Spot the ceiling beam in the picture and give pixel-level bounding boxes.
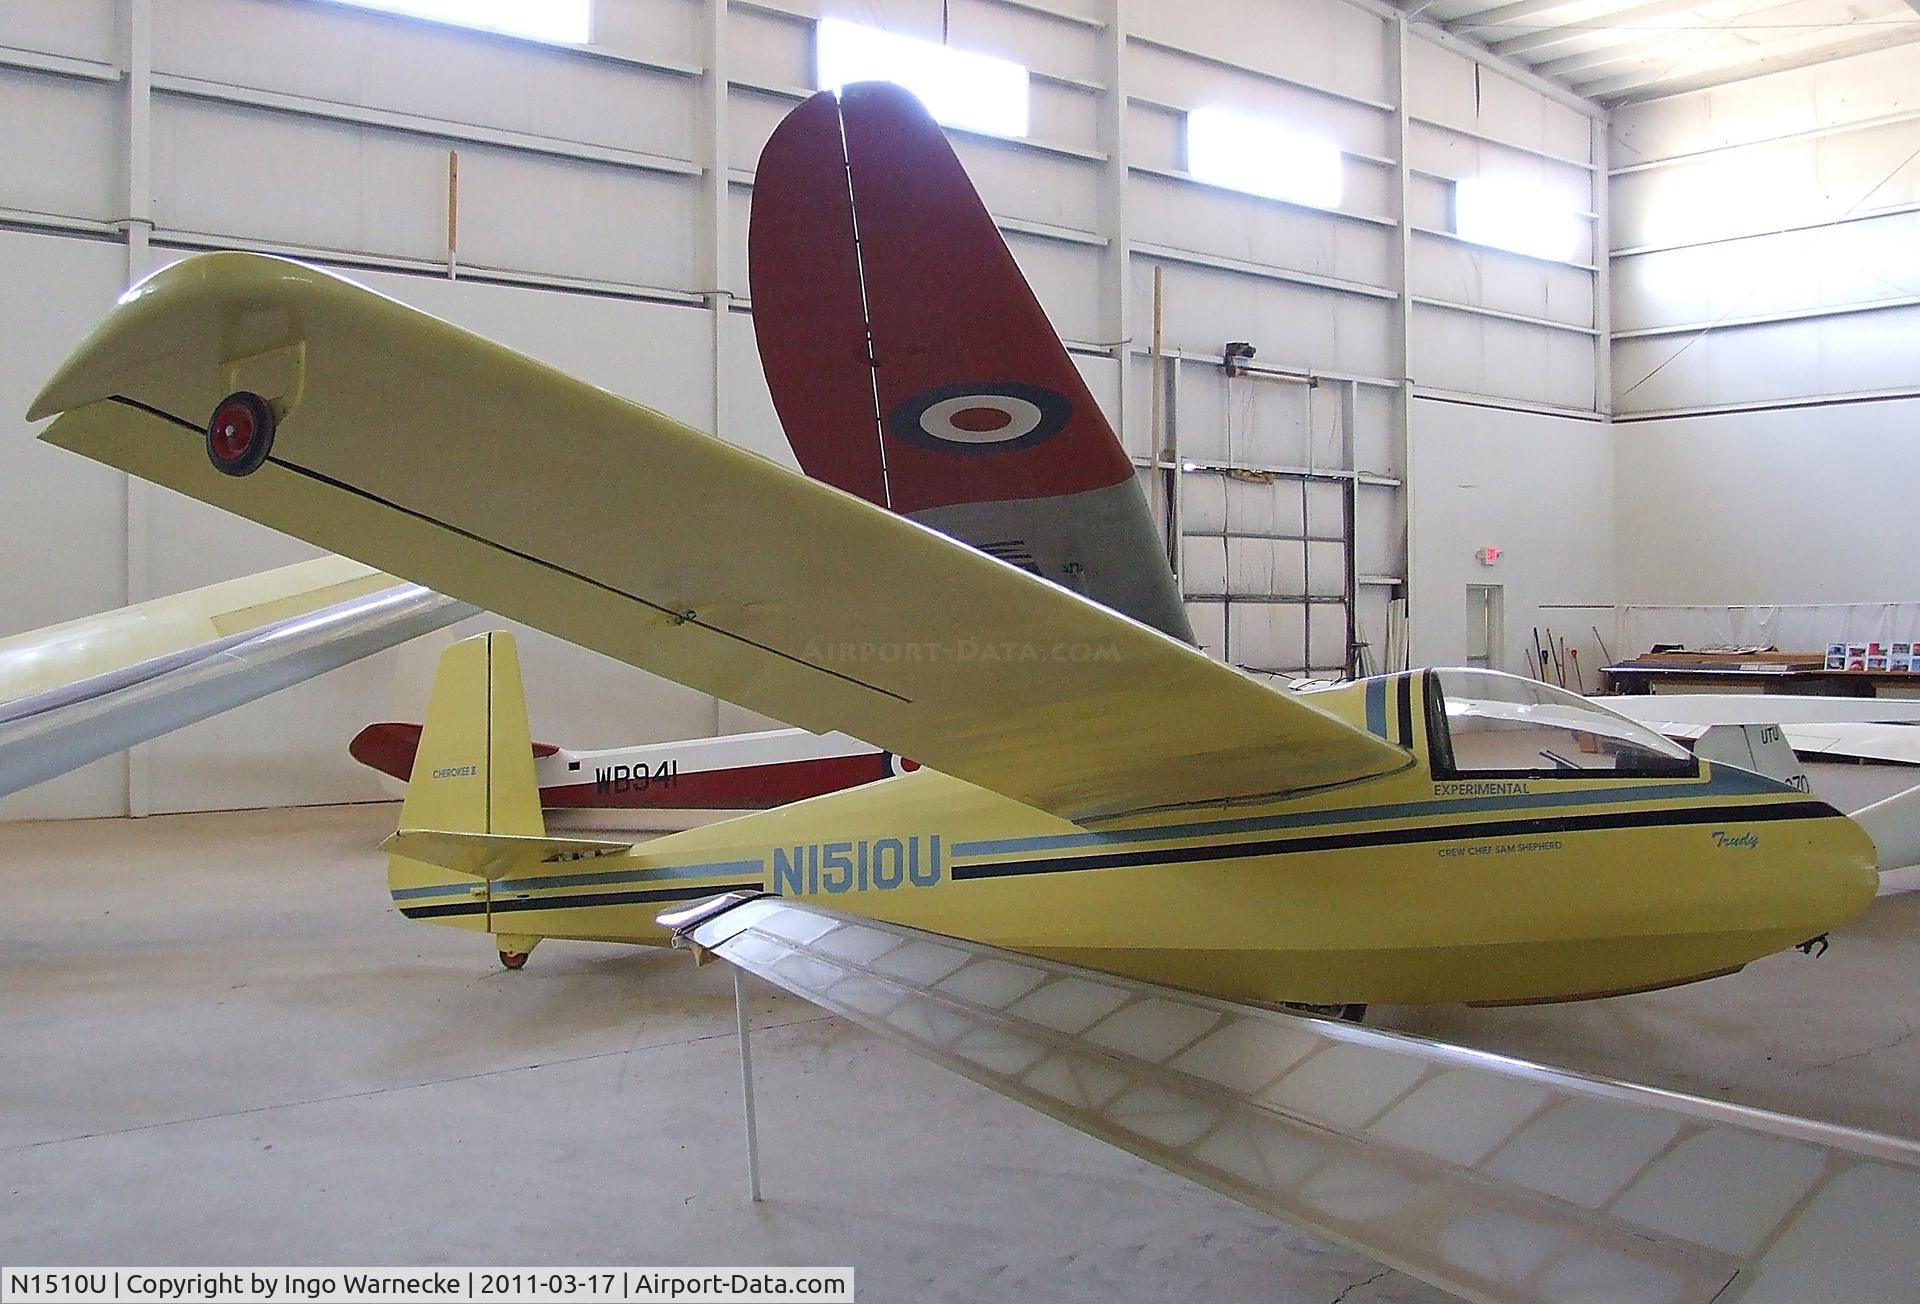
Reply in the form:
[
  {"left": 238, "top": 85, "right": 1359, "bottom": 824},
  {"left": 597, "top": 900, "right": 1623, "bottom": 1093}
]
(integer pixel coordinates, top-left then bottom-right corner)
[
  {"left": 1535, "top": 26, "right": 1721, "bottom": 79},
  {"left": 1491, "top": 0, "right": 1705, "bottom": 59},
  {"left": 1442, "top": 0, "right": 1587, "bottom": 39},
  {"left": 1579, "top": 21, "right": 1920, "bottom": 101}
]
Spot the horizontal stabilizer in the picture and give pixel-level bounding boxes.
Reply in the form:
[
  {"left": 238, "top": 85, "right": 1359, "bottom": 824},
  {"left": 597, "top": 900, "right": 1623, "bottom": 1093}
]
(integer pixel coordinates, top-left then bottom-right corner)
[
  {"left": 1853, "top": 782, "right": 1920, "bottom": 874},
  {"left": 381, "top": 828, "right": 631, "bottom": 880}
]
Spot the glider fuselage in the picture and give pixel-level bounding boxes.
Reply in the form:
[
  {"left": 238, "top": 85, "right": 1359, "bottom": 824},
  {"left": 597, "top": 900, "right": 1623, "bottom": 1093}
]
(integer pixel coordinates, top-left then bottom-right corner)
[{"left": 402, "top": 670, "right": 1875, "bottom": 1006}]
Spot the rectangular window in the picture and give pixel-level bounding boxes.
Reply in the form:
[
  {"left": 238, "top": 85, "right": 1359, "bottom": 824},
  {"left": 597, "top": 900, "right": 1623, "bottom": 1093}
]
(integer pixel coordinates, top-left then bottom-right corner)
[
  {"left": 323, "top": 0, "right": 590, "bottom": 45},
  {"left": 1186, "top": 107, "right": 1343, "bottom": 211},
  {"left": 815, "top": 18, "right": 1029, "bottom": 139},
  {"left": 1454, "top": 177, "right": 1585, "bottom": 262}
]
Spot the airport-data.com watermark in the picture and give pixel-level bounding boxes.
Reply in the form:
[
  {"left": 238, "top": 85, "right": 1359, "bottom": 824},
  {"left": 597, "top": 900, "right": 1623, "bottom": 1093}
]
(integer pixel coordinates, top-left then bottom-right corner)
[{"left": 800, "top": 639, "right": 1121, "bottom": 666}]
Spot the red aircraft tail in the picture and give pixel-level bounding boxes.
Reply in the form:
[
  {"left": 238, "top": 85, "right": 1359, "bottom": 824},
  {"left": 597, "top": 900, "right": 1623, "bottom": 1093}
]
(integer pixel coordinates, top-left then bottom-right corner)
[{"left": 749, "top": 83, "right": 1192, "bottom": 643}]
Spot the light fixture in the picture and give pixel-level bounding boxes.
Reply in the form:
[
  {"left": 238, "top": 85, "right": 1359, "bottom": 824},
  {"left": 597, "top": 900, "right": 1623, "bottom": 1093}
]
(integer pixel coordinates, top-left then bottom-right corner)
[
  {"left": 1186, "top": 107, "right": 1343, "bottom": 210},
  {"left": 1454, "top": 177, "right": 1585, "bottom": 262},
  {"left": 326, "top": 0, "right": 589, "bottom": 43},
  {"left": 816, "top": 19, "right": 1030, "bottom": 139}
]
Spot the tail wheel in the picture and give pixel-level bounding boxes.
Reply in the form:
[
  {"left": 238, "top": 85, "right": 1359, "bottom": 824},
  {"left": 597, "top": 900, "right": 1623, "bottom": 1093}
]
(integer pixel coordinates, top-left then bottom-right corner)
[
  {"left": 205, "top": 391, "right": 277, "bottom": 477},
  {"left": 498, "top": 950, "right": 530, "bottom": 971}
]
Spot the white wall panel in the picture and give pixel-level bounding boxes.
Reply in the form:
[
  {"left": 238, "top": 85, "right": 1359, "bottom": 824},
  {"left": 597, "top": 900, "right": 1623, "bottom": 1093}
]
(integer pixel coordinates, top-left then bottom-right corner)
[
  {"left": 725, "top": 309, "right": 800, "bottom": 468},
  {"left": 951, "top": 137, "right": 1101, "bottom": 231},
  {"left": 151, "top": 97, "right": 702, "bottom": 289},
  {"left": 0, "top": 230, "right": 134, "bottom": 822},
  {"left": 1406, "top": 40, "right": 1591, "bottom": 164},
  {"left": 1616, "top": 396, "right": 1920, "bottom": 607},
  {"left": 950, "top": 0, "right": 1099, "bottom": 85},
  {"left": 1407, "top": 398, "right": 1612, "bottom": 673},
  {"left": 1612, "top": 117, "right": 1920, "bottom": 254},
  {"left": 150, "top": 98, "right": 455, "bottom": 260},
  {"left": 588, "top": 0, "right": 703, "bottom": 66},
  {"left": 1609, "top": 41, "right": 1920, "bottom": 417},
  {"left": 727, "top": 5, "right": 809, "bottom": 90},
  {"left": 1411, "top": 233, "right": 1595, "bottom": 327},
  {"left": 1352, "top": 385, "right": 1398, "bottom": 477},
  {"left": 1611, "top": 40, "right": 1920, "bottom": 165},
  {"left": 1413, "top": 306, "right": 1595, "bottom": 411},
  {"left": 1122, "top": 42, "right": 1394, "bottom": 159},
  {"left": 1613, "top": 303, "right": 1920, "bottom": 415},
  {"left": 0, "top": 70, "right": 121, "bottom": 223},
  {"left": 728, "top": 86, "right": 791, "bottom": 171},
  {"left": 1127, "top": 172, "right": 1393, "bottom": 283},
  {"left": 1006, "top": 233, "right": 1103, "bottom": 343},
  {"left": 156, "top": 0, "right": 701, "bottom": 160},
  {"left": 1613, "top": 210, "right": 1920, "bottom": 334},
  {"left": 0, "top": 0, "right": 116, "bottom": 62},
  {"left": 453, "top": 148, "right": 700, "bottom": 289},
  {"left": 1138, "top": 261, "right": 1394, "bottom": 379},
  {"left": 1129, "top": 0, "right": 1391, "bottom": 107}
]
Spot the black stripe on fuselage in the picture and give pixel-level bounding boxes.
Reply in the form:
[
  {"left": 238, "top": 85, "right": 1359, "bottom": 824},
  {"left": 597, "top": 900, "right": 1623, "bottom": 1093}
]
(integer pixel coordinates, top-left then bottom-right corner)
[
  {"left": 397, "top": 880, "right": 760, "bottom": 920},
  {"left": 951, "top": 800, "right": 1836, "bottom": 882},
  {"left": 1396, "top": 673, "right": 1414, "bottom": 747}
]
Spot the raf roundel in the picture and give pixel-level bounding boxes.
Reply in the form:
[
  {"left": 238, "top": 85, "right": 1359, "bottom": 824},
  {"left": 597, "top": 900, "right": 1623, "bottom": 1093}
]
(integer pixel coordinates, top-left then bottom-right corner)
[{"left": 888, "top": 381, "right": 1072, "bottom": 455}]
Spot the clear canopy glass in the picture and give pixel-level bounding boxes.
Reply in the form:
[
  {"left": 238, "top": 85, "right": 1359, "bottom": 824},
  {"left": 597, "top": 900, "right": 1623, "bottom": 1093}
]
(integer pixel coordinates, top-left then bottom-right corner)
[{"left": 1430, "top": 669, "right": 1695, "bottom": 778}]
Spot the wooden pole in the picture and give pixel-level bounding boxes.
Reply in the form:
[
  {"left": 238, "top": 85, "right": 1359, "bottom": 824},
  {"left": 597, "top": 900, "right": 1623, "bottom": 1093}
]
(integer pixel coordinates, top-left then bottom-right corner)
[
  {"left": 446, "top": 149, "right": 460, "bottom": 280},
  {"left": 1149, "top": 264, "right": 1167, "bottom": 567}
]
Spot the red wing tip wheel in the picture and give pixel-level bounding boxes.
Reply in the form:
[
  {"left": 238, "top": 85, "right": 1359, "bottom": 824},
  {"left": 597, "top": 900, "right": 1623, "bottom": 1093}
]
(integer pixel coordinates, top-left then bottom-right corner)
[
  {"left": 205, "top": 391, "right": 276, "bottom": 477},
  {"left": 498, "top": 950, "right": 530, "bottom": 971}
]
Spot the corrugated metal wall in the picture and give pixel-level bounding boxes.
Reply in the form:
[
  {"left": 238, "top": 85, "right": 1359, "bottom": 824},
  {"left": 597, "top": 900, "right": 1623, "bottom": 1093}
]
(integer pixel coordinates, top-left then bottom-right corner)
[
  {"left": 1610, "top": 40, "right": 1920, "bottom": 610},
  {"left": 0, "top": 0, "right": 1606, "bottom": 818}
]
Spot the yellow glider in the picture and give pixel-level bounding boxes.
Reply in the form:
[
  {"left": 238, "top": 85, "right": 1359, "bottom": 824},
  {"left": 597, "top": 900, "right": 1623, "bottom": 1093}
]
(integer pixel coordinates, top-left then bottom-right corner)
[{"left": 32, "top": 251, "right": 1920, "bottom": 1302}]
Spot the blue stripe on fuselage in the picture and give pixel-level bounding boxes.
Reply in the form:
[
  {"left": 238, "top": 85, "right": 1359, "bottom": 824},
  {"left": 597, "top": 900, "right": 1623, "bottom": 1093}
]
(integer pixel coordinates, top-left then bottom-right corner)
[
  {"left": 388, "top": 858, "right": 766, "bottom": 903},
  {"left": 952, "top": 765, "right": 1790, "bottom": 860}
]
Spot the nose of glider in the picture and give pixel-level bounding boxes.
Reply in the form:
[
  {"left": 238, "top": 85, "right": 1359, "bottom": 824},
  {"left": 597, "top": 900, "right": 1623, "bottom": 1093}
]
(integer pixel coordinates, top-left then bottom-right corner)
[{"left": 1793, "top": 810, "right": 1879, "bottom": 934}]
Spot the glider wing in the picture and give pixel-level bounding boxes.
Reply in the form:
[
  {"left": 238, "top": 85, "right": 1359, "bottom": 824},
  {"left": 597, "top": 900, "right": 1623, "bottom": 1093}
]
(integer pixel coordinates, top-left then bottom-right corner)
[
  {"left": 667, "top": 892, "right": 1920, "bottom": 1304},
  {"left": 32, "top": 253, "right": 1407, "bottom": 821}
]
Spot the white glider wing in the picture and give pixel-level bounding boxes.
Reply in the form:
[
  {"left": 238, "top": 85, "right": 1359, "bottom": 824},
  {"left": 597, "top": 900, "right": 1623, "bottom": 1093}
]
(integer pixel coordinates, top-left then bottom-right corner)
[
  {"left": 666, "top": 894, "right": 1920, "bottom": 1304},
  {"left": 0, "top": 557, "right": 473, "bottom": 799}
]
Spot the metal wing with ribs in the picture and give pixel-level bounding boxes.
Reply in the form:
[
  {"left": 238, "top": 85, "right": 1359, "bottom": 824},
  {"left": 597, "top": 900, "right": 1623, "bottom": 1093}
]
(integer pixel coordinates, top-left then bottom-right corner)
[{"left": 665, "top": 893, "right": 1920, "bottom": 1304}]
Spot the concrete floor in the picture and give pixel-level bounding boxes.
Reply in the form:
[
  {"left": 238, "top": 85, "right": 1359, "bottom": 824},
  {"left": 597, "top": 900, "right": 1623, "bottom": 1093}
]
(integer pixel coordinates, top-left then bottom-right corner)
[{"left": 3, "top": 804, "right": 1917, "bottom": 1302}]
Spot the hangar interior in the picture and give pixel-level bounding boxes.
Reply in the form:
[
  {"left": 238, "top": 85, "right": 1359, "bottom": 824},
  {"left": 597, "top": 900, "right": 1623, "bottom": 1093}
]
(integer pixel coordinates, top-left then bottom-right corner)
[{"left": 4, "top": 0, "right": 1920, "bottom": 1297}]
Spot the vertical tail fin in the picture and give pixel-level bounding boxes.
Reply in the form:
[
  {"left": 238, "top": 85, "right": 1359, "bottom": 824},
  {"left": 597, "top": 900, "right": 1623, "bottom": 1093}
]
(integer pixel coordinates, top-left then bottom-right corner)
[{"left": 388, "top": 630, "right": 544, "bottom": 930}]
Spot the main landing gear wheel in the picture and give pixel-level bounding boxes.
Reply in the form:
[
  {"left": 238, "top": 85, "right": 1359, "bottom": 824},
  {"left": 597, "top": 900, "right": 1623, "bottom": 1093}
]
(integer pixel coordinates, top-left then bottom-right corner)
[
  {"left": 498, "top": 950, "right": 530, "bottom": 970},
  {"left": 205, "top": 391, "right": 277, "bottom": 477}
]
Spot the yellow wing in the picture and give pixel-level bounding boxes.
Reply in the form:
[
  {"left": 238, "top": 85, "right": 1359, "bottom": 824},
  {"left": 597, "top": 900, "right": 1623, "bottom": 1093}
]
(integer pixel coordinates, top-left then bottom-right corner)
[{"left": 31, "top": 253, "right": 1409, "bottom": 821}]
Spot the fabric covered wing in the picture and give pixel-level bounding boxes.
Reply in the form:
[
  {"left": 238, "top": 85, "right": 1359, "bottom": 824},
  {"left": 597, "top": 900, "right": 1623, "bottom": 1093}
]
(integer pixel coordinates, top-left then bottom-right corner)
[
  {"left": 750, "top": 85, "right": 1193, "bottom": 644},
  {"left": 669, "top": 894, "right": 1920, "bottom": 1304},
  {"left": 31, "top": 253, "right": 1406, "bottom": 822},
  {"left": 0, "top": 555, "right": 472, "bottom": 799}
]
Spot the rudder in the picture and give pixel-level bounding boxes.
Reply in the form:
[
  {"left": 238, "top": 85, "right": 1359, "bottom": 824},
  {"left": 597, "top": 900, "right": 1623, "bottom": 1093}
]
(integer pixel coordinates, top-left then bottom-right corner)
[{"left": 387, "top": 630, "right": 545, "bottom": 931}]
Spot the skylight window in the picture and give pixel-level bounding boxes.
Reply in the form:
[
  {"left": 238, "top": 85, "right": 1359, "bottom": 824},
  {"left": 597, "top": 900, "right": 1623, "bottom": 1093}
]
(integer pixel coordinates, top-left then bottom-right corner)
[
  {"left": 324, "top": 0, "right": 590, "bottom": 45},
  {"left": 1454, "top": 177, "right": 1585, "bottom": 262},
  {"left": 816, "top": 18, "right": 1030, "bottom": 139},
  {"left": 1186, "top": 107, "right": 1344, "bottom": 211}
]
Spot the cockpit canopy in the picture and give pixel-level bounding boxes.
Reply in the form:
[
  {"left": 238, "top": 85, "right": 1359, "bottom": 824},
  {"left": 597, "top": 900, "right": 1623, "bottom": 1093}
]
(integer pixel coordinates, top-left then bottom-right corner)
[{"left": 1428, "top": 669, "right": 1695, "bottom": 779}]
